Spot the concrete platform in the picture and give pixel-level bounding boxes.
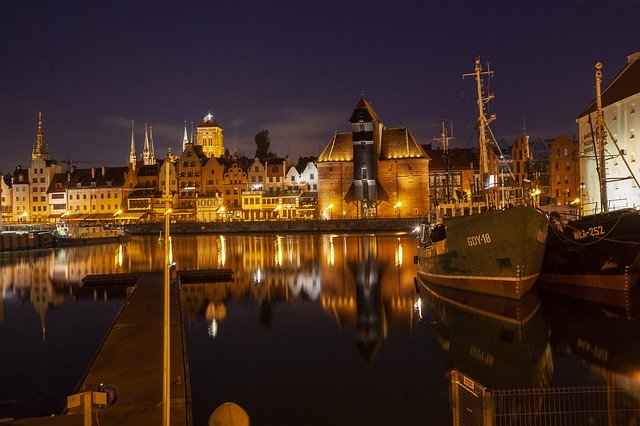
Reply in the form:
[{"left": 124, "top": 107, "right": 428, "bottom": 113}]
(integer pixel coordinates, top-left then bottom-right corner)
[{"left": 8, "top": 272, "right": 191, "bottom": 425}]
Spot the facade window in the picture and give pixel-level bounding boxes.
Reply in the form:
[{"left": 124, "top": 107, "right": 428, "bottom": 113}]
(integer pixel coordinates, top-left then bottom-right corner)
[
  {"left": 555, "top": 162, "right": 559, "bottom": 171},
  {"left": 565, "top": 162, "right": 571, "bottom": 171},
  {"left": 556, "top": 148, "right": 560, "bottom": 157}
]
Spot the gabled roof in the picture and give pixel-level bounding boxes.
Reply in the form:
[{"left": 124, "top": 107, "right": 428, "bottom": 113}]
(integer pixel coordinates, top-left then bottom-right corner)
[
  {"left": 318, "top": 132, "right": 353, "bottom": 162},
  {"left": 2, "top": 174, "right": 12, "bottom": 188},
  {"left": 198, "top": 113, "right": 221, "bottom": 128},
  {"left": 12, "top": 166, "right": 29, "bottom": 183},
  {"left": 137, "top": 164, "right": 159, "bottom": 177},
  {"left": 68, "top": 167, "right": 128, "bottom": 188},
  {"left": 379, "top": 128, "right": 429, "bottom": 160},
  {"left": 296, "top": 156, "right": 317, "bottom": 172},
  {"left": 579, "top": 54, "right": 640, "bottom": 117},
  {"left": 47, "top": 172, "right": 69, "bottom": 194},
  {"left": 349, "top": 97, "right": 380, "bottom": 123}
]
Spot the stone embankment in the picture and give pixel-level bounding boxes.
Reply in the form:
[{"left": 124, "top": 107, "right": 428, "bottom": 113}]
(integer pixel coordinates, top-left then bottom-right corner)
[{"left": 125, "top": 217, "right": 421, "bottom": 235}]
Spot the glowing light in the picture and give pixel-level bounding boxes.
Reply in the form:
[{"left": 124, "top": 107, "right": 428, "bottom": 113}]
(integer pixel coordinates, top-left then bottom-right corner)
[
  {"left": 113, "top": 209, "right": 123, "bottom": 217},
  {"left": 208, "top": 319, "right": 218, "bottom": 338},
  {"left": 217, "top": 235, "right": 226, "bottom": 267},
  {"left": 414, "top": 297, "right": 423, "bottom": 320},
  {"left": 275, "top": 235, "right": 283, "bottom": 267},
  {"left": 164, "top": 208, "right": 173, "bottom": 215},
  {"left": 253, "top": 268, "right": 262, "bottom": 284}
]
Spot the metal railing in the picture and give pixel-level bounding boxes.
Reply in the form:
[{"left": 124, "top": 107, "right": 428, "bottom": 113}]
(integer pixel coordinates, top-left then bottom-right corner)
[{"left": 451, "top": 371, "right": 640, "bottom": 426}]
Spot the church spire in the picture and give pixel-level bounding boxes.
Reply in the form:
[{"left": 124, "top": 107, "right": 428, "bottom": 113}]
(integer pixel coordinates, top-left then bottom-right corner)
[
  {"left": 129, "top": 120, "right": 137, "bottom": 169},
  {"left": 32, "top": 111, "right": 50, "bottom": 160},
  {"left": 149, "top": 124, "right": 156, "bottom": 163},
  {"left": 182, "top": 121, "right": 189, "bottom": 151},
  {"left": 142, "top": 122, "right": 153, "bottom": 165}
]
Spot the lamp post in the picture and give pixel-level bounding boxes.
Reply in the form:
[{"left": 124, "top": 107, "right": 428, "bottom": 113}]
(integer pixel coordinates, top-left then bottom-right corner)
[{"left": 162, "top": 155, "right": 172, "bottom": 426}]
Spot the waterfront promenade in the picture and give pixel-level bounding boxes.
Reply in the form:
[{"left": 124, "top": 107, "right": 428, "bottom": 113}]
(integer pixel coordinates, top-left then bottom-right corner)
[{"left": 7, "top": 272, "right": 191, "bottom": 425}]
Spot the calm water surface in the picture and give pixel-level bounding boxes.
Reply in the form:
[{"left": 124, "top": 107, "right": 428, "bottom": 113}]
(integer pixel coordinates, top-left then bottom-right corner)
[{"left": 0, "top": 233, "right": 639, "bottom": 424}]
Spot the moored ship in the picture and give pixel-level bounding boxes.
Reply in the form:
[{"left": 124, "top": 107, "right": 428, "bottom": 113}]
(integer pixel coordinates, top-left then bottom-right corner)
[
  {"left": 540, "top": 61, "right": 640, "bottom": 292},
  {"left": 54, "top": 222, "right": 130, "bottom": 247},
  {"left": 415, "top": 58, "right": 548, "bottom": 300}
]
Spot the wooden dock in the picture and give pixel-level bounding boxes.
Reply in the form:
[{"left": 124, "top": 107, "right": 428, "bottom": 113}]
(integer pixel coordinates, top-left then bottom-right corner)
[{"left": 8, "top": 272, "right": 191, "bottom": 425}]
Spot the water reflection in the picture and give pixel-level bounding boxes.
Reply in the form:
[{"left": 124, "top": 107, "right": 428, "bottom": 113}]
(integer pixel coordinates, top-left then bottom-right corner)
[
  {"left": 418, "top": 278, "right": 553, "bottom": 389},
  {"left": 180, "top": 234, "right": 419, "bottom": 359},
  {"left": 541, "top": 287, "right": 640, "bottom": 392}
]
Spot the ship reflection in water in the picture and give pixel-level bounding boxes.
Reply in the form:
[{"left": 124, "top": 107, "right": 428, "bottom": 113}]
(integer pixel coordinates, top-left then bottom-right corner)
[
  {"left": 417, "top": 278, "right": 553, "bottom": 389},
  {"left": 2, "top": 235, "right": 640, "bottom": 424}
]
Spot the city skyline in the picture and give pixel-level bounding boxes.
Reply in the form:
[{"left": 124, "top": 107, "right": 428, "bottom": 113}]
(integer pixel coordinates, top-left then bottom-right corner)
[{"left": 2, "top": 0, "right": 640, "bottom": 172}]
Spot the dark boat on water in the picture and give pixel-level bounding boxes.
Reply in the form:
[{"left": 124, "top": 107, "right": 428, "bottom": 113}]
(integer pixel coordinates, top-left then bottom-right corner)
[
  {"left": 541, "top": 208, "right": 640, "bottom": 291},
  {"left": 415, "top": 58, "right": 548, "bottom": 300},
  {"left": 540, "top": 62, "right": 640, "bottom": 292}
]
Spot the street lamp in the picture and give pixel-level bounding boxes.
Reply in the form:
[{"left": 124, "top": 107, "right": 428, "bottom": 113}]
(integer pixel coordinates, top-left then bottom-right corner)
[
  {"left": 394, "top": 201, "right": 402, "bottom": 218},
  {"left": 326, "top": 203, "right": 334, "bottom": 220}
]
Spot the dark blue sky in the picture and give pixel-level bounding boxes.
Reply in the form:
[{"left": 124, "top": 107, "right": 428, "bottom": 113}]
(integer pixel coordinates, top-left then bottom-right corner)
[{"left": 2, "top": 0, "right": 639, "bottom": 172}]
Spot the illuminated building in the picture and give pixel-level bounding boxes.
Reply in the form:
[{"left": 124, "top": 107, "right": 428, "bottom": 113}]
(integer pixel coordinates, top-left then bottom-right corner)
[
  {"left": 318, "top": 98, "right": 430, "bottom": 219},
  {"left": 48, "top": 172, "right": 70, "bottom": 220},
  {"left": 197, "top": 113, "right": 224, "bottom": 158},
  {"left": 222, "top": 161, "right": 249, "bottom": 221},
  {"left": 549, "top": 135, "right": 580, "bottom": 205},
  {"left": 578, "top": 52, "right": 640, "bottom": 211},
  {"left": 11, "top": 166, "right": 29, "bottom": 222},
  {"left": 29, "top": 112, "right": 63, "bottom": 223},
  {"left": 65, "top": 167, "right": 129, "bottom": 220},
  {"left": 1, "top": 174, "right": 12, "bottom": 223}
]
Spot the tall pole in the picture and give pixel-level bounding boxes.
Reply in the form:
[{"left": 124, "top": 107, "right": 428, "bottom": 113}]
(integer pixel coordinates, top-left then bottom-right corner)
[
  {"left": 163, "top": 155, "right": 171, "bottom": 426},
  {"left": 464, "top": 58, "right": 495, "bottom": 204},
  {"left": 595, "top": 62, "right": 608, "bottom": 213}
]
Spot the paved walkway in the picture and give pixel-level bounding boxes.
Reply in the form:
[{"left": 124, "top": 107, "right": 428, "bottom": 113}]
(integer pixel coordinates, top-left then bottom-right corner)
[{"left": 9, "top": 272, "right": 190, "bottom": 425}]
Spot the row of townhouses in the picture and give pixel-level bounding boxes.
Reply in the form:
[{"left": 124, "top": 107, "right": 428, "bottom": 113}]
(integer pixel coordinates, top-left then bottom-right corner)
[{"left": 2, "top": 53, "right": 639, "bottom": 224}]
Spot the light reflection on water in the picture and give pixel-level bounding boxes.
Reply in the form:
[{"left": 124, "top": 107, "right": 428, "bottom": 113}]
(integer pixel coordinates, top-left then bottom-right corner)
[{"left": 0, "top": 233, "right": 639, "bottom": 424}]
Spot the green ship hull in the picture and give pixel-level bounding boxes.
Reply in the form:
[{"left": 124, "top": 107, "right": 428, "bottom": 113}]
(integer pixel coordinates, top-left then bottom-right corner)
[{"left": 416, "top": 206, "right": 548, "bottom": 299}]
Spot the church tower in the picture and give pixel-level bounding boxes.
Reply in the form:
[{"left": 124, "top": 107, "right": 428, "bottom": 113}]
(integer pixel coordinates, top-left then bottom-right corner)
[
  {"left": 129, "top": 120, "right": 137, "bottom": 169},
  {"left": 197, "top": 113, "right": 224, "bottom": 157},
  {"left": 142, "top": 123, "right": 156, "bottom": 165},
  {"left": 32, "top": 112, "right": 51, "bottom": 161}
]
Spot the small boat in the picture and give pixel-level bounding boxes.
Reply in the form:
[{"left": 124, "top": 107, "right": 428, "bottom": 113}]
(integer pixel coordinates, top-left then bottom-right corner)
[
  {"left": 540, "top": 62, "right": 640, "bottom": 292},
  {"left": 54, "top": 222, "right": 130, "bottom": 247},
  {"left": 414, "top": 58, "right": 548, "bottom": 300}
]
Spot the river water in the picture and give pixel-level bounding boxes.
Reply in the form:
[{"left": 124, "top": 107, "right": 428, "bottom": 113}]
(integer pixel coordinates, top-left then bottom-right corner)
[{"left": 0, "top": 233, "right": 639, "bottom": 424}]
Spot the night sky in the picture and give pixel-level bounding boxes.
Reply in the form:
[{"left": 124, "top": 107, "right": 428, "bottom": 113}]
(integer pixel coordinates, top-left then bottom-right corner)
[{"left": 2, "top": 0, "right": 639, "bottom": 173}]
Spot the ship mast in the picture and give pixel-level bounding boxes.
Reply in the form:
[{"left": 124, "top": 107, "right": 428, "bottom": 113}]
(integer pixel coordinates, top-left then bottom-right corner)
[
  {"left": 434, "top": 119, "right": 454, "bottom": 202},
  {"left": 464, "top": 58, "right": 496, "bottom": 197},
  {"left": 595, "top": 62, "right": 608, "bottom": 213}
]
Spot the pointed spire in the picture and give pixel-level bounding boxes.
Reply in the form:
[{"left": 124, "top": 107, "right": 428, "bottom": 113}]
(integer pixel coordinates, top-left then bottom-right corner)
[
  {"left": 32, "top": 111, "right": 50, "bottom": 160},
  {"left": 183, "top": 121, "right": 189, "bottom": 151},
  {"left": 149, "top": 124, "right": 156, "bottom": 163},
  {"left": 129, "top": 120, "right": 137, "bottom": 169},
  {"left": 142, "top": 122, "right": 151, "bottom": 165}
]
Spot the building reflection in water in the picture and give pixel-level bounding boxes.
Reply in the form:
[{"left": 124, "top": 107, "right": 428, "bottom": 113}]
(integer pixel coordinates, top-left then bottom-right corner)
[{"left": 179, "top": 234, "right": 419, "bottom": 356}]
